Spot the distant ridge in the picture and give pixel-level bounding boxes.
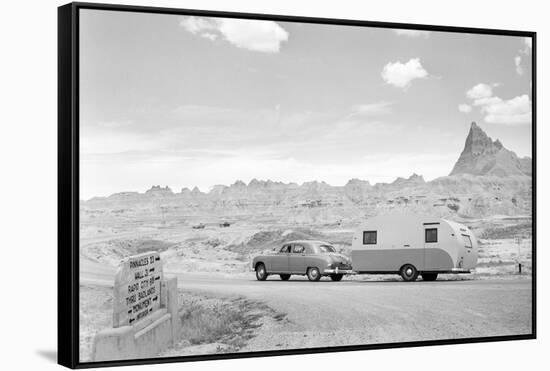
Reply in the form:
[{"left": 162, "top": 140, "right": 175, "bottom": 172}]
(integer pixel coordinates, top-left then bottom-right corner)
[
  {"left": 82, "top": 121, "right": 532, "bottom": 220},
  {"left": 449, "top": 122, "right": 531, "bottom": 177}
]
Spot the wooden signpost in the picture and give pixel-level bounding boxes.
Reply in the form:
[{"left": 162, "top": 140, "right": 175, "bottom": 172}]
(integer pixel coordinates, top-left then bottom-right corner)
[{"left": 113, "top": 251, "right": 163, "bottom": 328}]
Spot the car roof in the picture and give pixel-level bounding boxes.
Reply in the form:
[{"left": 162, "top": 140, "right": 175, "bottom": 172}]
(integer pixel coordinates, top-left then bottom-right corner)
[{"left": 284, "top": 240, "right": 332, "bottom": 246}]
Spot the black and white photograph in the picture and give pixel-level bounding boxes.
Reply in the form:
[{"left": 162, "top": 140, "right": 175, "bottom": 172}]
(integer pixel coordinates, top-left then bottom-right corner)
[
  {"left": 5, "top": 0, "right": 550, "bottom": 370},
  {"left": 73, "top": 3, "right": 537, "bottom": 364},
  {"left": 51, "top": 1, "right": 539, "bottom": 369}
]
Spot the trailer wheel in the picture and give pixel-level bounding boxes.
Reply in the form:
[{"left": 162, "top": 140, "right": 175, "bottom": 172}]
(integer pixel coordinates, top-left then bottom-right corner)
[
  {"left": 330, "top": 274, "right": 344, "bottom": 281},
  {"left": 307, "top": 267, "right": 321, "bottom": 281},
  {"left": 421, "top": 273, "right": 438, "bottom": 281},
  {"left": 400, "top": 264, "right": 419, "bottom": 282},
  {"left": 279, "top": 274, "right": 291, "bottom": 281},
  {"left": 255, "top": 263, "right": 268, "bottom": 281}
]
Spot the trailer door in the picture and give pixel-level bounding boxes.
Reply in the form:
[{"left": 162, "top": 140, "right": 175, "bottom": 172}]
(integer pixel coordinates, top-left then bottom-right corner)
[{"left": 423, "top": 224, "right": 441, "bottom": 270}]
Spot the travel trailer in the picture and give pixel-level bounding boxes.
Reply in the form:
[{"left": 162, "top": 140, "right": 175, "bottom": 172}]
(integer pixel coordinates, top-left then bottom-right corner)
[{"left": 351, "top": 214, "right": 478, "bottom": 281}]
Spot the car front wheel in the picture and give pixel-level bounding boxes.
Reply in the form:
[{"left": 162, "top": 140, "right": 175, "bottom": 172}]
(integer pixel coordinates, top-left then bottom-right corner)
[
  {"left": 255, "top": 263, "right": 268, "bottom": 281},
  {"left": 307, "top": 267, "right": 321, "bottom": 281}
]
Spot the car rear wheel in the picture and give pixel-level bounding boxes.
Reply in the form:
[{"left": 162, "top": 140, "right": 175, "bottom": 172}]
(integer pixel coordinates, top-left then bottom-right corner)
[
  {"left": 400, "top": 264, "right": 418, "bottom": 282},
  {"left": 280, "top": 274, "right": 291, "bottom": 281},
  {"left": 330, "top": 274, "right": 343, "bottom": 281},
  {"left": 421, "top": 273, "right": 438, "bottom": 281},
  {"left": 255, "top": 263, "right": 268, "bottom": 281},
  {"left": 307, "top": 267, "right": 321, "bottom": 281}
]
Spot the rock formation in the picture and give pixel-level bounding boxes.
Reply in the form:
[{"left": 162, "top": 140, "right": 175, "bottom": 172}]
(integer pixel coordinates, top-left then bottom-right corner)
[
  {"left": 449, "top": 122, "right": 532, "bottom": 177},
  {"left": 82, "top": 122, "right": 532, "bottom": 221}
]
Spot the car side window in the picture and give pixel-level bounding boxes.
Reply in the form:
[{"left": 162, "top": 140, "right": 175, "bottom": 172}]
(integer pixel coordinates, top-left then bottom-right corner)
[
  {"left": 363, "top": 231, "right": 377, "bottom": 245},
  {"left": 425, "top": 228, "right": 438, "bottom": 243},
  {"left": 280, "top": 245, "right": 291, "bottom": 253},
  {"left": 293, "top": 244, "right": 305, "bottom": 254}
]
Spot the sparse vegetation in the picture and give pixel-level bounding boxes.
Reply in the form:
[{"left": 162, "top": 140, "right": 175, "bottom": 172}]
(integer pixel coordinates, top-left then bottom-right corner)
[
  {"left": 134, "top": 239, "right": 174, "bottom": 253},
  {"left": 480, "top": 222, "right": 532, "bottom": 239},
  {"left": 178, "top": 296, "right": 264, "bottom": 349},
  {"left": 79, "top": 285, "right": 114, "bottom": 362},
  {"left": 79, "top": 285, "right": 282, "bottom": 361},
  {"left": 84, "top": 238, "right": 175, "bottom": 265},
  {"left": 447, "top": 203, "right": 460, "bottom": 212},
  {"left": 225, "top": 228, "right": 325, "bottom": 254},
  {"left": 204, "top": 238, "right": 224, "bottom": 248}
]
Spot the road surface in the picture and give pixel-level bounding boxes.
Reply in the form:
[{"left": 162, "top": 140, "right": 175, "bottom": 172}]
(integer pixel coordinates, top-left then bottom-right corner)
[{"left": 81, "top": 258, "right": 533, "bottom": 350}]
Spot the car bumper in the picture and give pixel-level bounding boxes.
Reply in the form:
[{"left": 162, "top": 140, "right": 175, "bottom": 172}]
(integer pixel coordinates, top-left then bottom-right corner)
[
  {"left": 450, "top": 268, "right": 471, "bottom": 273},
  {"left": 323, "top": 268, "right": 355, "bottom": 275}
]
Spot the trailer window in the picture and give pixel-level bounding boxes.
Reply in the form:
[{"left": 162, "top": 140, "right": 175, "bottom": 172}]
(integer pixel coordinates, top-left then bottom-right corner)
[
  {"left": 462, "top": 234, "right": 473, "bottom": 248},
  {"left": 425, "top": 228, "right": 438, "bottom": 243},
  {"left": 363, "top": 231, "right": 377, "bottom": 245}
]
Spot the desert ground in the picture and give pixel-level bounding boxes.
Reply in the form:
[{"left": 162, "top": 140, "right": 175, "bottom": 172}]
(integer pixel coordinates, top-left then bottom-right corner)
[{"left": 78, "top": 211, "right": 533, "bottom": 361}]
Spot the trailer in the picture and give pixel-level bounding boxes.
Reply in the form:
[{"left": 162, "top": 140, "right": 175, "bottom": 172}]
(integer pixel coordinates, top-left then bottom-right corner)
[{"left": 351, "top": 214, "right": 478, "bottom": 281}]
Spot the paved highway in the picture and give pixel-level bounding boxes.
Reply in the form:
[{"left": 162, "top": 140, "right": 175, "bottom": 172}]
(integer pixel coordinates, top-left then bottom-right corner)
[{"left": 81, "top": 258, "right": 533, "bottom": 350}]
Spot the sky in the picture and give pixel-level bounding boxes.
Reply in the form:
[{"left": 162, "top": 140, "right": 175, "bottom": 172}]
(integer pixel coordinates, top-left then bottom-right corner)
[{"left": 79, "top": 9, "right": 533, "bottom": 200}]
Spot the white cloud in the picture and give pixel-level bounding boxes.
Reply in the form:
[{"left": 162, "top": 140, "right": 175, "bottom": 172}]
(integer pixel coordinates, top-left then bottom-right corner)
[
  {"left": 349, "top": 102, "right": 393, "bottom": 116},
  {"left": 218, "top": 19, "right": 289, "bottom": 53},
  {"left": 179, "top": 16, "right": 216, "bottom": 34},
  {"left": 515, "top": 55, "right": 523, "bottom": 75},
  {"left": 201, "top": 32, "right": 218, "bottom": 41},
  {"left": 482, "top": 95, "right": 532, "bottom": 125},
  {"left": 466, "top": 83, "right": 493, "bottom": 100},
  {"left": 472, "top": 96, "right": 502, "bottom": 107},
  {"left": 381, "top": 58, "right": 428, "bottom": 89},
  {"left": 524, "top": 37, "right": 532, "bottom": 50},
  {"left": 518, "top": 37, "right": 532, "bottom": 55},
  {"left": 81, "top": 127, "right": 164, "bottom": 155},
  {"left": 463, "top": 83, "right": 531, "bottom": 125},
  {"left": 458, "top": 104, "right": 472, "bottom": 113},
  {"left": 179, "top": 16, "right": 289, "bottom": 53},
  {"left": 393, "top": 29, "right": 430, "bottom": 38}
]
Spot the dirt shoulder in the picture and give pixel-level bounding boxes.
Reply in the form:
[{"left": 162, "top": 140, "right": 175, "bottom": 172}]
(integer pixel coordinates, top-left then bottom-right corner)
[
  {"left": 160, "top": 291, "right": 287, "bottom": 356},
  {"left": 79, "top": 284, "right": 287, "bottom": 361},
  {"left": 79, "top": 285, "right": 113, "bottom": 362}
]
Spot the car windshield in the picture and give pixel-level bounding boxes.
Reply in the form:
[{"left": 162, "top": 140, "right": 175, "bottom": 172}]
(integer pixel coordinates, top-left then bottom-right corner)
[{"left": 317, "top": 244, "right": 336, "bottom": 253}]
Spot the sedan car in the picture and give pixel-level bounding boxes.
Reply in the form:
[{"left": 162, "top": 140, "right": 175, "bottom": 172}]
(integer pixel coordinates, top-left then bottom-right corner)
[{"left": 252, "top": 240, "right": 353, "bottom": 281}]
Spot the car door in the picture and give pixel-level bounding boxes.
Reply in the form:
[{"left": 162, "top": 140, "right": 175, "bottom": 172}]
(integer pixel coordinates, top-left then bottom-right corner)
[
  {"left": 271, "top": 245, "right": 291, "bottom": 273},
  {"left": 289, "top": 244, "right": 307, "bottom": 273}
]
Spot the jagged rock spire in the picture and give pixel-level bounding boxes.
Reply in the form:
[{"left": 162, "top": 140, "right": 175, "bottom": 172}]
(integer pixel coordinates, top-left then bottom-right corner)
[{"left": 450, "top": 122, "right": 531, "bottom": 176}]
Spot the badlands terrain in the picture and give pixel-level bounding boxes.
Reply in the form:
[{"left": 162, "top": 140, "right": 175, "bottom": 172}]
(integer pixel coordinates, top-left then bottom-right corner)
[
  {"left": 80, "top": 122, "right": 533, "bottom": 277},
  {"left": 79, "top": 122, "right": 533, "bottom": 361}
]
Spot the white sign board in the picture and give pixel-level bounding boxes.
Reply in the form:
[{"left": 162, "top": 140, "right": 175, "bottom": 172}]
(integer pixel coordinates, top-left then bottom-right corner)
[{"left": 113, "top": 251, "right": 163, "bottom": 327}]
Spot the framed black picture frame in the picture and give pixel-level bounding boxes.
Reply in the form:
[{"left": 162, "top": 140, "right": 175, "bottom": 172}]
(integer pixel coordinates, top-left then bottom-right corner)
[{"left": 58, "top": 2, "right": 536, "bottom": 369}]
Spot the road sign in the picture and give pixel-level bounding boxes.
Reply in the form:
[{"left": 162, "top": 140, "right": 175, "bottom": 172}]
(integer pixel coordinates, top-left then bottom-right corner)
[{"left": 113, "top": 251, "right": 163, "bottom": 327}]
